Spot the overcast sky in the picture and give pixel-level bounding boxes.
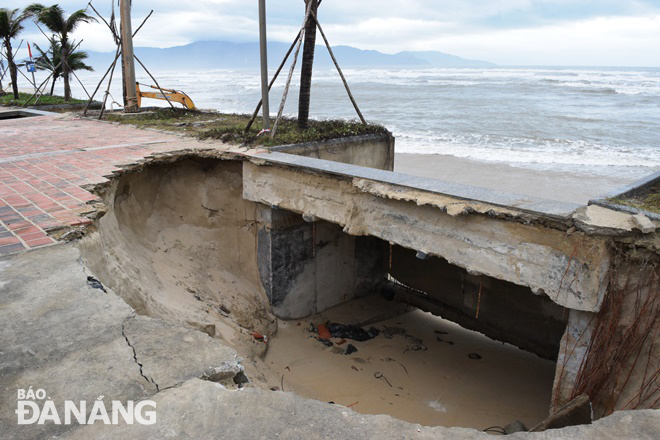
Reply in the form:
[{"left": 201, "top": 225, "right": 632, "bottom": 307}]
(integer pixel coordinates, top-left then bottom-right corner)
[{"left": 10, "top": 0, "right": 660, "bottom": 66}]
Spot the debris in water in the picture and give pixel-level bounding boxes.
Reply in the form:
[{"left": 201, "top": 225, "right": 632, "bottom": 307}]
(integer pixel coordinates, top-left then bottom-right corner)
[
  {"left": 317, "top": 324, "right": 332, "bottom": 339},
  {"left": 344, "top": 344, "right": 358, "bottom": 355},
  {"left": 434, "top": 330, "right": 448, "bottom": 335},
  {"left": 328, "top": 323, "right": 379, "bottom": 341},
  {"left": 468, "top": 353, "right": 482, "bottom": 360},
  {"left": 347, "top": 401, "right": 359, "bottom": 408},
  {"left": 86, "top": 276, "right": 106, "bottom": 293}
]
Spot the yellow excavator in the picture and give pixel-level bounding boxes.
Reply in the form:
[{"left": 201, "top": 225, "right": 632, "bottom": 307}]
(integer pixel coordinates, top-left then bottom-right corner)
[{"left": 136, "top": 82, "right": 196, "bottom": 109}]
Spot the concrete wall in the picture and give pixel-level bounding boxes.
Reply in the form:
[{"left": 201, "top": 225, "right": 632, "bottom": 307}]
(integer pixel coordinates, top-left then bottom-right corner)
[
  {"left": 257, "top": 207, "right": 386, "bottom": 319},
  {"left": 271, "top": 133, "right": 395, "bottom": 171},
  {"left": 390, "top": 245, "right": 568, "bottom": 360},
  {"left": 242, "top": 161, "right": 610, "bottom": 313}
]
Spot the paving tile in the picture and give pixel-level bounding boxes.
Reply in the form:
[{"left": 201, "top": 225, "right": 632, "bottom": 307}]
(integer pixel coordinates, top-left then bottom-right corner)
[
  {"left": 0, "top": 243, "right": 26, "bottom": 255},
  {"left": 0, "top": 114, "right": 202, "bottom": 256}
]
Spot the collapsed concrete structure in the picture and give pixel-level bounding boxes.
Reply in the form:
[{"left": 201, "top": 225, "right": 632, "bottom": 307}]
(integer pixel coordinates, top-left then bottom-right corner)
[{"left": 78, "top": 131, "right": 659, "bottom": 423}]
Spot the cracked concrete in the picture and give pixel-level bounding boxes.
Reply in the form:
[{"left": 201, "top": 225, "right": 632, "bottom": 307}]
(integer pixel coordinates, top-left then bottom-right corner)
[
  {"left": 0, "top": 244, "right": 244, "bottom": 439},
  {"left": 0, "top": 235, "right": 657, "bottom": 439},
  {"left": 121, "top": 315, "right": 159, "bottom": 391}
]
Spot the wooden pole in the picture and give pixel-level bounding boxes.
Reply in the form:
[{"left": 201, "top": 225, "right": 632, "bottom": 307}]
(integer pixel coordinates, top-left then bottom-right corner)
[
  {"left": 21, "top": 40, "right": 83, "bottom": 107},
  {"left": 270, "top": 2, "right": 314, "bottom": 140},
  {"left": 82, "top": 46, "right": 121, "bottom": 116},
  {"left": 311, "top": 10, "right": 366, "bottom": 125},
  {"left": 83, "top": 7, "right": 153, "bottom": 117},
  {"left": 119, "top": 0, "right": 138, "bottom": 112},
  {"left": 134, "top": 55, "right": 175, "bottom": 109},
  {"left": 99, "top": 51, "right": 119, "bottom": 119},
  {"left": 258, "top": 0, "right": 270, "bottom": 129},
  {"left": 245, "top": 29, "right": 301, "bottom": 132}
]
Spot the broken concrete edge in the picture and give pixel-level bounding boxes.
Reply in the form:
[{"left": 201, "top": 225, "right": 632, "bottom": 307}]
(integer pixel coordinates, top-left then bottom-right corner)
[
  {"left": 73, "top": 147, "right": 658, "bottom": 243},
  {"left": 252, "top": 151, "right": 585, "bottom": 219},
  {"left": 588, "top": 170, "right": 660, "bottom": 221}
]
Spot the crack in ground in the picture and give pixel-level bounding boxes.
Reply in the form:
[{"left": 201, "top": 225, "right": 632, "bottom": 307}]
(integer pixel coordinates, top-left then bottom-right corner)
[{"left": 121, "top": 315, "right": 160, "bottom": 392}]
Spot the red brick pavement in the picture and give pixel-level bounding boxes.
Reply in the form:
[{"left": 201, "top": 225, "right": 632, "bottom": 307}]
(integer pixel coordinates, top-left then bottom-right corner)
[{"left": 0, "top": 112, "right": 192, "bottom": 256}]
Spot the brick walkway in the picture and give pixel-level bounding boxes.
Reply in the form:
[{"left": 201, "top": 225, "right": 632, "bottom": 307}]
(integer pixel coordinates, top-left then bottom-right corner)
[{"left": 0, "top": 111, "right": 206, "bottom": 256}]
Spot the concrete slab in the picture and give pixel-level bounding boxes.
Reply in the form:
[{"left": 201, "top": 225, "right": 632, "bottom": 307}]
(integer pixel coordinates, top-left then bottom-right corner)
[
  {"left": 62, "top": 378, "right": 659, "bottom": 440},
  {"left": 0, "top": 244, "right": 244, "bottom": 439}
]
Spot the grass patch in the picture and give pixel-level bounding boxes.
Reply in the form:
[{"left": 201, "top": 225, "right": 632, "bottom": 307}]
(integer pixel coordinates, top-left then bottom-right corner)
[
  {"left": 0, "top": 92, "right": 87, "bottom": 106},
  {"left": 608, "top": 183, "right": 660, "bottom": 214},
  {"left": 104, "top": 107, "right": 388, "bottom": 147}
]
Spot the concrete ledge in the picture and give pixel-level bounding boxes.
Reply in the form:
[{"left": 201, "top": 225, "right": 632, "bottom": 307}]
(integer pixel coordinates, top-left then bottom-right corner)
[
  {"left": 588, "top": 170, "right": 660, "bottom": 221},
  {"left": 252, "top": 151, "right": 582, "bottom": 219}
]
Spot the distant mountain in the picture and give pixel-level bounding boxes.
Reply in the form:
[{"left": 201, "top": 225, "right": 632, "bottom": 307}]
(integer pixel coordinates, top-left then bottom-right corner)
[
  {"left": 85, "top": 41, "right": 495, "bottom": 71},
  {"left": 397, "top": 50, "right": 495, "bottom": 68}
]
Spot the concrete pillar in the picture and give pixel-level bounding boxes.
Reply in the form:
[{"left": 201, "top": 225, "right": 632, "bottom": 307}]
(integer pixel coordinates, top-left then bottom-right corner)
[{"left": 257, "top": 206, "right": 386, "bottom": 319}]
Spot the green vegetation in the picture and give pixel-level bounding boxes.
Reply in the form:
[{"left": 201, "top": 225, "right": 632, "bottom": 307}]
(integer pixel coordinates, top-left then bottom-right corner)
[
  {"left": 0, "top": 91, "right": 86, "bottom": 106},
  {"left": 608, "top": 183, "right": 660, "bottom": 214},
  {"left": 105, "top": 108, "right": 388, "bottom": 147},
  {"left": 25, "top": 3, "right": 96, "bottom": 101}
]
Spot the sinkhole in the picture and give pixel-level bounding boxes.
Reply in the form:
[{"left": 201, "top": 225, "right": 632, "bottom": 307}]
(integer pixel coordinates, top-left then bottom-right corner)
[{"left": 78, "top": 156, "right": 568, "bottom": 431}]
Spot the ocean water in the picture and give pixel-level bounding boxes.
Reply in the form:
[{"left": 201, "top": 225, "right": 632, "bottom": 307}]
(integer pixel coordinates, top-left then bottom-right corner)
[{"left": 70, "top": 66, "right": 660, "bottom": 179}]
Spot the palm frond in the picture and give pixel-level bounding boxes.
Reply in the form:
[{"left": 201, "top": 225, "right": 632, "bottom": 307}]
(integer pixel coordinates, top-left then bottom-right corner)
[{"left": 65, "top": 10, "right": 97, "bottom": 34}]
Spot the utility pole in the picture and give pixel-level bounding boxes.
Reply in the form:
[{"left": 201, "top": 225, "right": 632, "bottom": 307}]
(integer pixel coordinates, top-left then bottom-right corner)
[
  {"left": 120, "top": 0, "right": 138, "bottom": 112},
  {"left": 258, "top": 0, "right": 270, "bottom": 129}
]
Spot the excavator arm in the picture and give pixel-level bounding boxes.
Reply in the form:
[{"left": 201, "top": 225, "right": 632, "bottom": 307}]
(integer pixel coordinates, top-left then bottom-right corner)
[{"left": 135, "top": 82, "right": 196, "bottom": 109}]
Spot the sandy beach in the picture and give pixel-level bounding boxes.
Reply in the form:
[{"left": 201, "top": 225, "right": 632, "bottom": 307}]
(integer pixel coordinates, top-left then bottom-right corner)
[
  {"left": 395, "top": 153, "right": 652, "bottom": 205},
  {"left": 260, "top": 302, "right": 556, "bottom": 430}
]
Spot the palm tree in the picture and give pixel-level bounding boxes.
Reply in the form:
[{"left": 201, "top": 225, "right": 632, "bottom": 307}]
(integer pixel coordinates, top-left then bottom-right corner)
[
  {"left": 298, "top": 0, "right": 319, "bottom": 129},
  {"left": 26, "top": 4, "right": 96, "bottom": 101},
  {"left": 34, "top": 40, "right": 93, "bottom": 96},
  {"left": 0, "top": 8, "right": 32, "bottom": 99}
]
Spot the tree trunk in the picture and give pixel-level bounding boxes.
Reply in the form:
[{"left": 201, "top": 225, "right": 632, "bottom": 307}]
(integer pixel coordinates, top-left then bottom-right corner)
[
  {"left": 61, "top": 39, "right": 71, "bottom": 101},
  {"left": 50, "top": 74, "right": 58, "bottom": 96},
  {"left": 4, "top": 39, "right": 19, "bottom": 100},
  {"left": 297, "top": 0, "right": 319, "bottom": 130}
]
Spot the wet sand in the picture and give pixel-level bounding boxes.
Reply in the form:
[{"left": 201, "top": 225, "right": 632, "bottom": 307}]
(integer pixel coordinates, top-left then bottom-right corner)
[
  {"left": 395, "top": 153, "right": 651, "bottom": 205},
  {"left": 261, "top": 307, "right": 556, "bottom": 430}
]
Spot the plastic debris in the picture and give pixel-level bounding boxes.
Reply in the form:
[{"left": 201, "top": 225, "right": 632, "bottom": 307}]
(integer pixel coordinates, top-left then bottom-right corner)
[
  {"left": 317, "top": 324, "right": 332, "bottom": 339},
  {"left": 86, "top": 276, "right": 106, "bottom": 293},
  {"left": 328, "top": 323, "right": 380, "bottom": 342},
  {"left": 316, "top": 337, "right": 333, "bottom": 347},
  {"left": 344, "top": 344, "right": 358, "bottom": 355},
  {"left": 252, "top": 331, "right": 268, "bottom": 343}
]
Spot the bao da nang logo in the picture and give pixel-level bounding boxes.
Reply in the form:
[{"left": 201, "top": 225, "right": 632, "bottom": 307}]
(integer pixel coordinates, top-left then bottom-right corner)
[{"left": 16, "top": 388, "right": 157, "bottom": 425}]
